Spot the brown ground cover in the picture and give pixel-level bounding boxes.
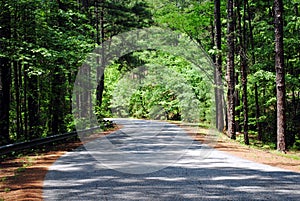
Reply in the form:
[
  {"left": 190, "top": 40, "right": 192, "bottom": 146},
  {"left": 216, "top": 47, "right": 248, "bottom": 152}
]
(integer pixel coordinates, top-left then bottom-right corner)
[
  {"left": 0, "top": 124, "right": 299, "bottom": 201},
  {"left": 183, "top": 125, "right": 300, "bottom": 173}
]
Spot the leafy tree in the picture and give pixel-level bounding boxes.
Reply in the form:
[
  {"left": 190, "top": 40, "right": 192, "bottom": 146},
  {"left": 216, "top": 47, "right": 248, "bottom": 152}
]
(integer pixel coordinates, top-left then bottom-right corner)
[
  {"left": 1, "top": 0, "right": 299, "bottom": 151},
  {"left": 1, "top": 0, "right": 96, "bottom": 143},
  {"left": 94, "top": 0, "right": 153, "bottom": 116},
  {"left": 101, "top": 50, "right": 213, "bottom": 123}
]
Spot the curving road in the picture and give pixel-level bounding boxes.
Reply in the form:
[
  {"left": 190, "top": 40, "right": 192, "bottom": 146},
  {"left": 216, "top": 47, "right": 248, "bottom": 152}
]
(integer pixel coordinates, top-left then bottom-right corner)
[{"left": 43, "top": 119, "right": 300, "bottom": 200}]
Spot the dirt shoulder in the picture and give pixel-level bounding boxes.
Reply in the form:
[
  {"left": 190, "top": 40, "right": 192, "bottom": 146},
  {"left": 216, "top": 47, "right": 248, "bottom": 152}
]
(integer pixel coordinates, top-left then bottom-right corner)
[
  {"left": 0, "top": 127, "right": 118, "bottom": 201},
  {"left": 182, "top": 125, "right": 300, "bottom": 173},
  {"left": 1, "top": 124, "right": 299, "bottom": 201}
]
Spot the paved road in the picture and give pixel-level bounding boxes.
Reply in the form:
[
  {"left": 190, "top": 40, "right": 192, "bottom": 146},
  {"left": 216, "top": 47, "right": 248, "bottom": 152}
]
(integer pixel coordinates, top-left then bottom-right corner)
[{"left": 43, "top": 119, "right": 300, "bottom": 200}]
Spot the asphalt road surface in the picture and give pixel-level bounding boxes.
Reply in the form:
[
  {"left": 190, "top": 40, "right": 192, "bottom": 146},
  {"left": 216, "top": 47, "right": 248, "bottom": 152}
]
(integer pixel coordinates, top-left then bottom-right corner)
[{"left": 43, "top": 119, "right": 300, "bottom": 200}]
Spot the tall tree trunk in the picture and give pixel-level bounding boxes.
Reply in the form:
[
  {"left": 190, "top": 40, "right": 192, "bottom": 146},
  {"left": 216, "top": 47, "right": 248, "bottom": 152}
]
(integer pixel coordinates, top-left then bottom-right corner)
[
  {"left": 13, "top": 61, "right": 21, "bottom": 140},
  {"left": 50, "top": 0, "right": 67, "bottom": 135},
  {"left": 234, "top": 1, "right": 240, "bottom": 134},
  {"left": 26, "top": 3, "right": 40, "bottom": 139},
  {"left": 234, "top": 72, "right": 240, "bottom": 132},
  {"left": 212, "top": 15, "right": 218, "bottom": 128},
  {"left": 24, "top": 65, "right": 29, "bottom": 139},
  {"left": 246, "top": 0, "right": 262, "bottom": 141},
  {"left": 255, "top": 83, "right": 262, "bottom": 141},
  {"left": 226, "top": 0, "right": 236, "bottom": 139},
  {"left": 18, "top": 60, "right": 24, "bottom": 139},
  {"left": 0, "top": 1, "right": 11, "bottom": 145},
  {"left": 239, "top": 0, "right": 249, "bottom": 145},
  {"left": 51, "top": 67, "right": 65, "bottom": 134},
  {"left": 11, "top": 3, "right": 22, "bottom": 140},
  {"left": 274, "top": 0, "right": 286, "bottom": 152},
  {"left": 214, "top": 0, "right": 225, "bottom": 132},
  {"left": 96, "top": 0, "right": 105, "bottom": 118}
]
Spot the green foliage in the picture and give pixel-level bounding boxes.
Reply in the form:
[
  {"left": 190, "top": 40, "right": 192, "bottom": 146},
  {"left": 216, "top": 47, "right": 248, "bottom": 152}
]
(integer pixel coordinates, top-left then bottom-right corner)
[
  {"left": 4, "top": 188, "right": 11, "bottom": 193},
  {"left": 149, "top": 0, "right": 300, "bottom": 150},
  {"left": 2, "top": 0, "right": 299, "bottom": 151},
  {"left": 151, "top": 0, "right": 214, "bottom": 51},
  {"left": 292, "top": 139, "right": 300, "bottom": 151},
  {"left": 100, "top": 50, "right": 213, "bottom": 123},
  {"left": 1, "top": 0, "right": 154, "bottom": 144}
]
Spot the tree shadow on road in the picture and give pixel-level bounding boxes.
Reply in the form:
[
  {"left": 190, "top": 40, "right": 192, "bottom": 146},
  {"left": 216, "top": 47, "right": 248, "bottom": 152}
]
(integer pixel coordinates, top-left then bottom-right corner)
[{"left": 43, "top": 146, "right": 300, "bottom": 201}]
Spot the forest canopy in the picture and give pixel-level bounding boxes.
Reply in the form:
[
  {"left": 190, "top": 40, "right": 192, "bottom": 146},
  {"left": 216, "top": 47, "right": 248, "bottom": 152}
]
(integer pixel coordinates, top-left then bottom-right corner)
[{"left": 0, "top": 0, "right": 299, "bottom": 151}]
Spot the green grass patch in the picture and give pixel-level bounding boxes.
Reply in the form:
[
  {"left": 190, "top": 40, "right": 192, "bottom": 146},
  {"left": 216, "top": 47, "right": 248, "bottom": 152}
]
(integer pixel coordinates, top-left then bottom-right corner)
[
  {"left": 15, "top": 167, "right": 26, "bottom": 173},
  {"left": 275, "top": 151, "right": 300, "bottom": 160},
  {"left": 0, "top": 177, "right": 7, "bottom": 183},
  {"left": 4, "top": 188, "right": 10, "bottom": 193}
]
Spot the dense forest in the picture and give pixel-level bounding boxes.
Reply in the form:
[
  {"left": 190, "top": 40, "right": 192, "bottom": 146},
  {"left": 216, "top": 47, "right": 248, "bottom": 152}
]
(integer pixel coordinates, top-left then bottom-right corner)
[{"left": 0, "top": 0, "right": 299, "bottom": 151}]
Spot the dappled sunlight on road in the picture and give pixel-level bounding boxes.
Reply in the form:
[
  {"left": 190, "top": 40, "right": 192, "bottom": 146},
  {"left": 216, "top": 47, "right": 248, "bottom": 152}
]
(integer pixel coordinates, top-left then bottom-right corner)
[{"left": 43, "top": 119, "right": 300, "bottom": 201}]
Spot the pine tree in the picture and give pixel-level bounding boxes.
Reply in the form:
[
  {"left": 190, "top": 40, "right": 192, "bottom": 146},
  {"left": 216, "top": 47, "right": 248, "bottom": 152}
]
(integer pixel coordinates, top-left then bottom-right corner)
[
  {"left": 274, "top": 0, "right": 286, "bottom": 152},
  {"left": 214, "top": 0, "right": 224, "bottom": 132},
  {"left": 226, "top": 0, "right": 236, "bottom": 139}
]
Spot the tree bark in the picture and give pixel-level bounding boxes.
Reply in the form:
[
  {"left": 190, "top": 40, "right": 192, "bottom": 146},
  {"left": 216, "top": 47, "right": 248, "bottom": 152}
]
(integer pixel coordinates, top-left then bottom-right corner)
[
  {"left": 274, "top": 0, "right": 286, "bottom": 152},
  {"left": 50, "top": 0, "right": 68, "bottom": 135},
  {"left": 214, "top": 0, "right": 225, "bottom": 132},
  {"left": 246, "top": 0, "right": 262, "bottom": 141},
  {"left": 234, "top": 72, "right": 240, "bottom": 132},
  {"left": 95, "top": 0, "right": 105, "bottom": 115},
  {"left": 13, "top": 61, "right": 21, "bottom": 140},
  {"left": 237, "top": 0, "right": 249, "bottom": 145},
  {"left": 226, "top": 0, "right": 236, "bottom": 139}
]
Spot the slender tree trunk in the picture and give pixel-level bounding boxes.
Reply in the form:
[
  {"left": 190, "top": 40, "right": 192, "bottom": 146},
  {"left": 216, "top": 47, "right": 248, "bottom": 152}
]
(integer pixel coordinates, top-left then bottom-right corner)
[
  {"left": 10, "top": 3, "right": 21, "bottom": 140},
  {"left": 242, "top": 0, "right": 249, "bottom": 145},
  {"left": 226, "top": 0, "right": 236, "bottom": 139},
  {"left": 22, "top": 2, "right": 31, "bottom": 140},
  {"left": 254, "top": 83, "right": 262, "bottom": 141},
  {"left": 237, "top": 0, "right": 249, "bottom": 145},
  {"left": 246, "top": 0, "right": 262, "bottom": 141},
  {"left": 234, "top": 72, "right": 240, "bottom": 132},
  {"left": 18, "top": 60, "right": 24, "bottom": 138},
  {"left": 212, "top": 15, "right": 218, "bottom": 128},
  {"left": 50, "top": 0, "right": 67, "bottom": 135},
  {"left": 51, "top": 64, "right": 66, "bottom": 134},
  {"left": 0, "top": 1, "right": 11, "bottom": 145},
  {"left": 241, "top": 68, "right": 249, "bottom": 145},
  {"left": 24, "top": 64, "right": 29, "bottom": 139},
  {"left": 234, "top": 1, "right": 240, "bottom": 134},
  {"left": 28, "top": 74, "right": 39, "bottom": 138},
  {"left": 96, "top": 0, "right": 105, "bottom": 119},
  {"left": 274, "top": 0, "right": 286, "bottom": 152},
  {"left": 212, "top": 18, "right": 218, "bottom": 125},
  {"left": 214, "top": 0, "right": 225, "bottom": 132},
  {"left": 26, "top": 3, "right": 39, "bottom": 139},
  {"left": 13, "top": 61, "right": 21, "bottom": 140}
]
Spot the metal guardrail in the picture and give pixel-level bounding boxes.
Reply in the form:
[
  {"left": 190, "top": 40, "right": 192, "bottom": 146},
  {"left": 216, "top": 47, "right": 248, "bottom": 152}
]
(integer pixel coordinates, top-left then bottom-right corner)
[{"left": 0, "top": 126, "right": 103, "bottom": 156}]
